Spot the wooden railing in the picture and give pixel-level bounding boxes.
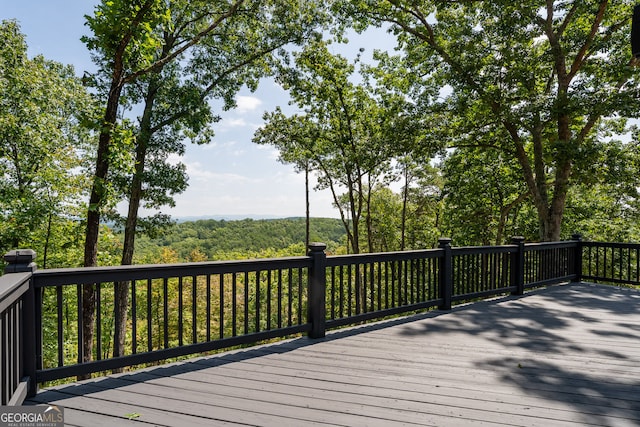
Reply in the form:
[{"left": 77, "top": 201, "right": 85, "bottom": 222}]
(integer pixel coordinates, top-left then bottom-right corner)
[
  {"left": 2, "top": 235, "right": 638, "bottom": 404},
  {"left": 31, "top": 253, "right": 316, "bottom": 384},
  {"left": 0, "top": 250, "right": 37, "bottom": 406},
  {"left": 582, "top": 242, "right": 640, "bottom": 286}
]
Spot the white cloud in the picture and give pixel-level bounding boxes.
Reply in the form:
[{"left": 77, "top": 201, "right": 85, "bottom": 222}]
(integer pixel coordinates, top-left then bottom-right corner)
[
  {"left": 225, "top": 118, "right": 247, "bottom": 128},
  {"left": 200, "top": 140, "right": 238, "bottom": 151},
  {"left": 253, "top": 145, "right": 282, "bottom": 162},
  {"left": 187, "top": 161, "right": 257, "bottom": 184},
  {"left": 235, "top": 96, "right": 262, "bottom": 113},
  {"left": 217, "top": 117, "right": 263, "bottom": 132}
]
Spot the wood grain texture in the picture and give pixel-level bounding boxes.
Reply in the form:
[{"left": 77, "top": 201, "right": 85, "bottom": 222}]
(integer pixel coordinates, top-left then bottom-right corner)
[{"left": 26, "top": 283, "right": 640, "bottom": 426}]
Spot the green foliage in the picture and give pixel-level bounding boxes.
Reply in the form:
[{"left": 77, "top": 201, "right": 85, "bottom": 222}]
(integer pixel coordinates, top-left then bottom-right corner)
[
  {"left": 255, "top": 37, "right": 421, "bottom": 253},
  {"left": 339, "top": 0, "right": 640, "bottom": 241},
  {"left": 359, "top": 182, "right": 443, "bottom": 252},
  {"left": 561, "top": 138, "right": 640, "bottom": 242},
  {"left": 363, "top": 187, "right": 402, "bottom": 252},
  {"left": 0, "top": 20, "right": 96, "bottom": 267},
  {"left": 441, "top": 148, "right": 532, "bottom": 245},
  {"left": 83, "top": 0, "right": 332, "bottom": 268},
  {"left": 132, "top": 217, "right": 347, "bottom": 262}
]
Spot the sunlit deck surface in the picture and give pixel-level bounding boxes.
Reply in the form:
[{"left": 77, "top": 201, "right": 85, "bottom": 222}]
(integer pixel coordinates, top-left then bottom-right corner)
[{"left": 26, "top": 282, "right": 640, "bottom": 426}]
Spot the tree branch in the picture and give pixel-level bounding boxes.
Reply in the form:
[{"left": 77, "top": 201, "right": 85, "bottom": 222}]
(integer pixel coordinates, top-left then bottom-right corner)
[
  {"left": 124, "top": 0, "right": 246, "bottom": 84},
  {"left": 567, "top": 0, "right": 608, "bottom": 81}
]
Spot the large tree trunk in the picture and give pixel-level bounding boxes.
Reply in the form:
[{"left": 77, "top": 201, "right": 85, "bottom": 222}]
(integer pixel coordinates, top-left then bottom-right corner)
[
  {"left": 81, "top": 70, "right": 125, "bottom": 379},
  {"left": 540, "top": 210, "right": 564, "bottom": 242},
  {"left": 114, "top": 79, "right": 157, "bottom": 362},
  {"left": 541, "top": 84, "right": 572, "bottom": 242}
]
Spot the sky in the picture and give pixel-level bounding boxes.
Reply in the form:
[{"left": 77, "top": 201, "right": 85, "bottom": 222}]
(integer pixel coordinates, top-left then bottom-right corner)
[{"left": 1, "top": 1, "right": 399, "bottom": 220}]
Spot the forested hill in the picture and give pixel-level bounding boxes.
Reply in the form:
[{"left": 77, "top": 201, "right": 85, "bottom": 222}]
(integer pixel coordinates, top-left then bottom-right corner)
[{"left": 133, "top": 217, "right": 347, "bottom": 262}]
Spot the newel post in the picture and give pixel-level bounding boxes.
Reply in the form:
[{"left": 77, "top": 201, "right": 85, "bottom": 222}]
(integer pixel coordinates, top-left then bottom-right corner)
[
  {"left": 4, "top": 249, "right": 39, "bottom": 398},
  {"left": 4, "top": 249, "right": 37, "bottom": 274},
  {"left": 511, "top": 236, "right": 525, "bottom": 296},
  {"left": 438, "top": 238, "right": 453, "bottom": 311},
  {"left": 307, "top": 243, "right": 327, "bottom": 339},
  {"left": 572, "top": 233, "right": 583, "bottom": 283}
]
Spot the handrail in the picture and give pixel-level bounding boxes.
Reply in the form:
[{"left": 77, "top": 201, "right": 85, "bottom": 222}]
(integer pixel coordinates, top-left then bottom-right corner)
[
  {"left": 0, "top": 271, "right": 34, "bottom": 406},
  {"left": 0, "top": 272, "right": 31, "bottom": 312},
  {"left": 326, "top": 248, "right": 442, "bottom": 266},
  {"left": 32, "top": 254, "right": 314, "bottom": 384},
  {"left": 6, "top": 235, "right": 640, "bottom": 401},
  {"left": 582, "top": 241, "right": 640, "bottom": 286},
  {"left": 32, "top": 256, "right": 311, "bottom": 287}
]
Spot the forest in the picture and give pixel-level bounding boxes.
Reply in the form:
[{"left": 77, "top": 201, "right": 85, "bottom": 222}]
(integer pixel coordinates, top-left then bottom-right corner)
[
  {"left": 132, "top": 217, "right": 348, "bottom": 262},
  {"left": 3, "top": 1, "right": 640, "bottom": 275},
  {"left": 3, "top": 1, "right": 640, "bottom": 272},
  {"left": 3, "top": 0, "right": 640, "bottom": 378}
]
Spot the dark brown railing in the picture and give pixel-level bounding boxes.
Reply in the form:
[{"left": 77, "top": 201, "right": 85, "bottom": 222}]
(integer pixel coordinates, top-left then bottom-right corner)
[
  {"left": 1, "top": 235, "right": 638, "bottom": 405},
  {"left": 582, "top": 242, "right": 640, "bottom": 286},
  {"left": 32, "top": 254, "right": 315, "bottom": 384},
  {"left": 0, "top": 250, "right": 37, "bottom": 406}
]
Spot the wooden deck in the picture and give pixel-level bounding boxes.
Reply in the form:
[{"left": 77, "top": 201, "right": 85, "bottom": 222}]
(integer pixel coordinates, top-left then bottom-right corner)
[{"left": 26, "top": 282, "right": 640, "bottom": 426}]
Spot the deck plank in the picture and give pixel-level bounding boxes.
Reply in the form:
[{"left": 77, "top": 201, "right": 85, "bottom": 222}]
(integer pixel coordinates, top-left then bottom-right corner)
[{"left": 26, "top": 283, "right": 640, "bottom": 426}]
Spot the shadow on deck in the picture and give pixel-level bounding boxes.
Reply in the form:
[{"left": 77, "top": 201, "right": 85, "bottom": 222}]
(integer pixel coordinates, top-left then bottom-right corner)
[{"left": 27, "top": 283, "right": 640, "bottom": 426}]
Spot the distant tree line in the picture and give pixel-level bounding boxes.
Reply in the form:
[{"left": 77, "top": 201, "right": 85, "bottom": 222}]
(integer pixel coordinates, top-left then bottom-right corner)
[
  {"left": 4, "top": 1, "right": 640, "bottom": 266},
  {"left": 3, "top": 1, "right": 640, "bottom": 375},
  {"left": 132, "top": 217, "right": 348, "bottom": 262}
]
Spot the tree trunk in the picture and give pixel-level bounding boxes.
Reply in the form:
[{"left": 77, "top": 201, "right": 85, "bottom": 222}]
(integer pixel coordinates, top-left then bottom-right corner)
[
  {"left": 400, "top": 164, "right": 409, "bottom": 251},
  {"left": 365, "top": 178, "right": 374, "bottom": 253},
  {"left": 43, "top": 210, "right": 52, "bottom": 269},
  {"left": 81, "top": 73, "right": 125, "bottom": 379},
  {"left": 114, "top": 78, "right": 157, "bottom": 363},
  {"left": 542, "top": 86, "right": 572, "bottom": 242},
  {"left": 541, "top": 210, "right": 564, "bottom": 242},
  {"left": 305, "top": 162, "right": 310, "bottom": 252},
  {"left": 349, "top": 188, "right": 361, "bottom": 255}
]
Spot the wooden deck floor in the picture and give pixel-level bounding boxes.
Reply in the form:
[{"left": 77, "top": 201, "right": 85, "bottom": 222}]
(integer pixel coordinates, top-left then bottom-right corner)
[{"left": 26, "top": 283, "right": 640, "bottom": 426}]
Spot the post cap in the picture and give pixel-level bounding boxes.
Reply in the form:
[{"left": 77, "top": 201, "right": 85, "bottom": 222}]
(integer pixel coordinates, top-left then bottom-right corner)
[
  {"left": 307, "top": 242, "right": 327, "bottom": 253},
  {"left": 437, "top": 238, "right": 452, "bottom": 247},
  {"left": 4, "top": 249, "right": 36, "bottom": 264}
]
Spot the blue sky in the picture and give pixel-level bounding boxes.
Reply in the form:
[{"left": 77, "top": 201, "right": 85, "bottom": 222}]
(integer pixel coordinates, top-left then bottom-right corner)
[{"left": 1, "top": 1, "right": 398, "bottom": 219}]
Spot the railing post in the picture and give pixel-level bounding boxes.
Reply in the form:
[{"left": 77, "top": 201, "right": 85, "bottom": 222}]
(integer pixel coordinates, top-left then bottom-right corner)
[
  {"left": 3, "top": 249, "right": 37, "bottom": 274},
  {"left": 511, "top": 236, "right": 525, "bottom": 296},
  {"left": 307, "top": 242, "right": 327, "bottom": 339},
  {"left": 572, "top": 233, "right": 583, "bottom": 282},
  {"left": 3, "top": 250, "right": 38, "bottom": 399},
  {"left": 438, "top": 238, "right": 452, "bottom": 311}
]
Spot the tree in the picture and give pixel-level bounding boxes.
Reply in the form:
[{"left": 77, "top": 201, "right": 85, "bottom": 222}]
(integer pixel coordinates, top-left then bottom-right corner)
[
  {"left": 341, "top": 0, "right": 640, "bottom": 241},
  {"left": 375, "top": 95, "right": 441, "bottom": 250},
  {"left": 83, "top": 0, "right": 270, "bottom": 266},
  {"left": 84, "top": 0, "right": 329, "bottom": 361},
  {"left": 395, "top": 157, "right": 443, "bottom": 250},
  {"left": 254, "top": 39, "right": 392, "bottom": 254},
  {"left": 562, "top": 137, "right": 640, "bottom": 242},
  {"left": 363, "top": 186, "right": 402, "bottom": 252},
  {"left": 0, "top": 20, "right": 94, "bottom": 267},
  {"left": 113, "top": 0, "right": 326, "bottom": 267},
  {"left": 441, "top": 148, "right": 531, "bottom": 245}
]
